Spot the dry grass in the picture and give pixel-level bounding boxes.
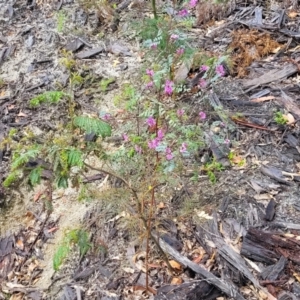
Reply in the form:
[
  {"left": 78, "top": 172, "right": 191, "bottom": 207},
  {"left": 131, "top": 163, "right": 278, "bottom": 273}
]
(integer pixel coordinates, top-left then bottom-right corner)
[{"left": 229, "top": 29, "right": 281, "bottom": 77}]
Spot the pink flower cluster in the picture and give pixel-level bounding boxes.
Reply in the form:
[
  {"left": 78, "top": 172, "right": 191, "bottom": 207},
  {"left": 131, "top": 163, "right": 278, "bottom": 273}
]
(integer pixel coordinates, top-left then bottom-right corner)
[
  {"left": 180, "top": 142, "right": 187, "bottom": 153},
  {"left": 216, "top": 64, "right": 225, "bottom": 77},
  {"left": 199, "top": 111, "right": 206, "bottom": 120},
  {"left": 189, "top": 0, "right": 198, "bottom": 8},
  {"left": 177, "top": 108, "right": 185, "bottom": 117},
  {"left": 146, "top": 69, "right": 154, "bottom": 89},
  {"left": 147, "top": 116, "right": 156, "bottom": 127},
  {"left": 165, "top": 147, "right": 173, "bottom": 160},
  {"left": 146, "top": 116, "right": 174, "bottom": 160},
  {"left": 178, "top": 9, "right": 189, "bottom": 17},
  {"left": 148, "top": 129, "right": 164, "bottom": 149},
  {"left": 176, "top": 48, "right": 184, "bottom": 56},
  {"left": 164, "top": 80, "right": 174, "bottom": 96},
  {"left": 170, "top": 34, "right": 179, "bottom": 41},
  {"left": 151, "top": 43, "right": 157, "bottom": 50},
  {"left": 101, "top": 113, "right": 111, "bottom": 121}
]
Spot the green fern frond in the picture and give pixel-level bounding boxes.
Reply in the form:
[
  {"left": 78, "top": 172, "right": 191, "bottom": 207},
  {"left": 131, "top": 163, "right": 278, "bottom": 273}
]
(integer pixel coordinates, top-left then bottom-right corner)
[
  {"left": 67, "top": 148, "right": 83, "bottom": 167},
  {"left": 53, "top": 244, "right": 70, "bottom": 271},
  {"left": 3, "top": 171, "right": 21, "bottom": 187},
  {"left": 76, "top": 230, "right": 91, "bottom": 256},
  {"left": 57, "top": 175, "right": 68, "bottom": 188},
  {"left": 74, "top": 116, "right": 111, "bottom": 137},
  {"left": 11, "top": 149, "right": 40, "bottom": 170},
  {"left": 29, "top": 91, "right": 66, "bottom": 107},
  {"left": 53, "top": 229, "right": 91, "bottom": 270},
  {"left": 29, "top": 167, "right": 42, "bottom": 186}
]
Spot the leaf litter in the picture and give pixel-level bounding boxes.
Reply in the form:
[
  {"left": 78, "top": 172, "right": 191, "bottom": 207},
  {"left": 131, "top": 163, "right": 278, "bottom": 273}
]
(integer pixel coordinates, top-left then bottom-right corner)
[{"left": 1, "top": 0, "right": 300, "bottom": 299}]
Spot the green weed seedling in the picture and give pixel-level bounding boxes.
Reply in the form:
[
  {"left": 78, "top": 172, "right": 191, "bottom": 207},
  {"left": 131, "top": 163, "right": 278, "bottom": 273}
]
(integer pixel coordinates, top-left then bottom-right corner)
[
  {"left": 29, "top": 91, "right": 66, "bottom": 108},
  {"left": 203, "top": 159, "right": 224, "bottom": 183},
  {"left": 100, "top": 78, "right": 115, "bottom": 92},
  {"left": 274, "top": 111, "right": 288, "bottom": 125},
  {"left": 56, "top": 10, "right": 67, "bottom": 33},
  {"left": 53, "top": 229, "right": 91, "bottom": 271}
]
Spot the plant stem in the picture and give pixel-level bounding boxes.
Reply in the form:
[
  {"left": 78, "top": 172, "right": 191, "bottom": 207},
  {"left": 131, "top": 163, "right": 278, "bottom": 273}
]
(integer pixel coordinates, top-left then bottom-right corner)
[
  {"left": 151, "top": 0, "right": 158, "bottom": 19},
  {"left": 84, "top": 162, "right": 174, "bottom": 272}
]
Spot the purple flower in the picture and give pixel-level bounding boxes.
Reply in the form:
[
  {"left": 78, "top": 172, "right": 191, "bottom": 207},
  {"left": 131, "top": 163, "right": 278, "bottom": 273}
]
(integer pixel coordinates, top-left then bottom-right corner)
[
  {"left": 101, "top": 113, "right": 111, "bottom": 121},
  {"left": 157, "top": 129, "right": 164, "bottom": 141},
  {"left": 199, "top": 111, "right": 206, "bottom": 120},
  {"left": 216, "top": 64, "right": 225, "bottom": 77},
  {"left": 176, "top": 48, "right": 184, "bottom": 55},
  {"left": 199, "top": 78, "right": 207, "bottom": 88},
  {"left": 151, "top": 43, "right": 157, "bottom": 50},
  {"left": 135, "top": 145, "right": 142, "bottom": 154},
  {"left": 178, "top": 9, "right": 189, "bottom": 17},
  {"left": 123, "top": 133, "right": 129, "bottom": 142},
  {"left": 148, "top": 138, "right": 160, "bottom": 149},
  {"left": 179, "top": 143, "right": 187, "bottom": 153},
  {"left": 164, "top": 80, "right": 174, "bottom": 96},
  {"left": 224, "top": 139, "right": 230, "bottom": 145},
  {"left": 170, "top": 34, "right": 179, "bottom": 41},
  {"left": 146, "top": 81, "right": 154, "bottom": 89},
  {"left": 177, "top": 109, "right": 185, "bottom": 117},
  {"left": 146, "top": 69, "right": 154, "bottom": 77},
  {"left": 147, "top": 116, "right": 156, "bottom": 127},
  {"left": 200, "top": 65, "right": 209, "bottom": 72},
  {"left": 165, "top": 147, "right": 173, "bottom": 160},
  {"left": 189, "top": 0, "right": 198, "bottom": 8}
]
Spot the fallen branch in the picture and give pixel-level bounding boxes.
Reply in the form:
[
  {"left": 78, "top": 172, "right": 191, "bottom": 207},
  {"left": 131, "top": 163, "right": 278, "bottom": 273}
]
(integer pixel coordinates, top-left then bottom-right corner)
[{"left": 154, "top": 232, "right": 246, "bottom": 300}]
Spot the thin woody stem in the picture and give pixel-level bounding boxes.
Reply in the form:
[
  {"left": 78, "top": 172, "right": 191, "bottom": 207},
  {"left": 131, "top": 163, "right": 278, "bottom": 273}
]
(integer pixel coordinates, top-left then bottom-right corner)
[{"left": 84, "top": 162, "right": 173, "bottom": 272}]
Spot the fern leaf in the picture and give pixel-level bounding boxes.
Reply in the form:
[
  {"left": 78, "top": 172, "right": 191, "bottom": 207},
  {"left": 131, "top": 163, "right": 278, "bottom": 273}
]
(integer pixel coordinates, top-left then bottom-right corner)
[
  {"left": 11, "top": 149, "right": 40, "bottom": 170},
  {"left": 29, "top": 167, "right": 42, "bottom": 186},
  {"left": 74, "top": 116, "right": 111, "bottom": 137},
  {"left": 57, "top": 175, "right": 68, "bottom": 188},
  {"left": 77, "top": 230, "right": 91, "bottom": 256},
  {"left": 67, "top": 148, "right": 83, "bottom": 167},
  {"left": 29, "top": 91, "right": 65, "bottom": 107},
  {"left": 3, "top": 171, "right": 21, "bottom": 187},
  {"left": 53, "top": 244, "right": 70, "bottom": 271}
]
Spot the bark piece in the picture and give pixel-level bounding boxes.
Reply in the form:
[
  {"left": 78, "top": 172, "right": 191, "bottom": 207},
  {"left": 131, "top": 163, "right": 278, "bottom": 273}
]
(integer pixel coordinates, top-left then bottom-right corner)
[
  {"left": 154, "top": 233, "right": 246, "bottom": 300},
  {"left": 277, "top": 90, "right": 300, "bottom": 119},
  {"left": 265, "top": 199, "right": 276, "bottom": 221},
  {"left": 161, "top": 234, "right": 183, "bottom": 252},
  {"left": 261, "top": 165, "right": 291, "bottom": 185},
  {"left": 155, "top": 281, "right": 223, "bottom": 300},
  {"left": 241, "top": 227, "right": 300, "bottom": 265},
  {"left": 260, "top": 256, "right": 287, "bottom": 281},
  {"left": 242, "top": 63, "right": 298, "bottom": 90},
  {"left": 65, "top": 38, "right": 85, "bottom": 52},
  {"left": 75, "top": 47, "right": 104, "bottom": 59}
]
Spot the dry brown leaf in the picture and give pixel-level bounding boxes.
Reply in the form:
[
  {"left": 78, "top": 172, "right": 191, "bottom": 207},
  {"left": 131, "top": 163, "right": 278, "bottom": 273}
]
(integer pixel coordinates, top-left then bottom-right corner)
[
  {"left": 147, "top": 263, "right": 161, "bottom": 269},
  {"left": 48, "top": 226, "right": 58, "bottom": 233},
  {"left": 254, "top": 194, "right": 273, "bottom": 201},
  {"left": 293, "top": 272, "right": 300, "bottom": 282},
  {"left": 169, "top": 260, "right": 182, "bottom": 271},
  {"left": 194, "top": 209, "right": 213, "bottom": 220},
  {"left": 133, "top": 285, "right": 157, "bottom": 295},
  {"left": 250, "top": 96, "right": 275, "bottom": 103},
  {"left": 16, "top": 239, "right": 24, "bottom": 250},
  {"left": 288, "top": 11, "right": 298, "bottom": 18},
  {"left": 28, "top": 262, "right": 38, "bottom": 273},
  {"left": 33, "top": 190, "right": 44, "bottom": 202},
  {"left": 171, "top": 277, "right": 183, "bottom": 285},
  {"left": 123, "top": 267, "right": 135, "bottom": 274},
  {"left": 157, "top": 202, "right": 165, "bottom": 209},
  {"left": 17, "top": 111, "right": 27, "bottom": 117},
  {"left": 282, "top": 113, "right": 295, "bottom": 124}
]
